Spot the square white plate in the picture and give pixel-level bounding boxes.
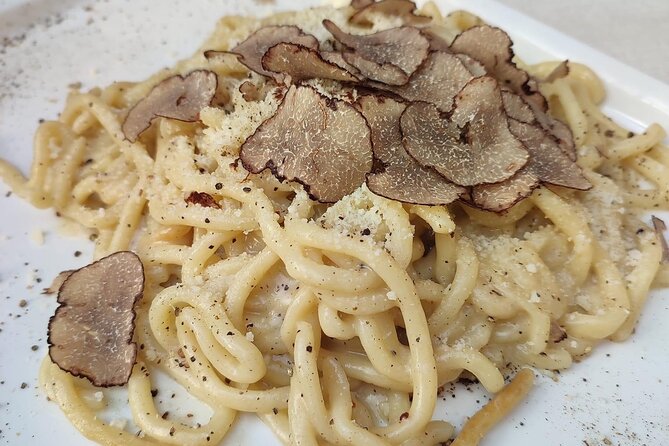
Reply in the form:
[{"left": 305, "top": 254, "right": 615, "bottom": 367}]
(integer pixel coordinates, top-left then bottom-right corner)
[{"left": 1, "top": 1, "right": 668, "bottom": 445}]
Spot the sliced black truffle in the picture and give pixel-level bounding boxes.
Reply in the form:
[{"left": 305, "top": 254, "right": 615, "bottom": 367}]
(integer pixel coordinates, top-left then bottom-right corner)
[
  {"left": 503, "top": 90, "right": 577, "bottom": 162},
  {"left": 229, "top": 25, "right": 319, "bottom": 77},
  {"left": 471, "top": 117, "right": 590, "bottom": 212},
  {"left": 401, "top": 77, "right": 528, "bottom": 186},
  {"left": 450, "top": 26, "right": 580, "bottom": 160},
  {"left": 535, "top": 110, "right": 577, "bottom": 161},
  {"left": 422, "top": 29, "right": 452, "bottom": 53},
  {"left": 349, "top": 0, "right": 431, "bottom": 26},
  {"left": 323, "top": 20, "right": 429, "bottom": 85},
  {"left": 450, "top": 25, "right": 545, "bottom": 111},
  {"left": 471, "top": 170, "right": 539, "bottom": 212},
  {"left": 379, "top": 51, "right": 477, "bottom": 112},
  {"left": 239, "top": 85, "right": 372, "bottom": 203},
  {"left": 320, "top": 52, "right": 363, "bottom": 80},
  {"left": 456, "top": 53, "right": 487, "bottom": 77},
  {"left": 469, "top": 90, "right": 590, "bottom": 211},
  {"left": 508, "top": 120, "right": 589, "bottom": 190},
  {"left": 122, "top": 70, "right": 217, "bottom": 142},
  {"left": 342, "top": 52, "right": 408, "bottom": 85},
  {"left": 501, "top": 90, "right": 535, "bottom": 123},
  {"left": 238, "top": 80, "right": 274, "bottom": 102},
  {"left": 504, "top": 87, "right": 577, "bottom": 159},
  {"left": 48, "top": 251, "right": 144, "bottom": 387},
  {"left": 358, "top": 95, "right": 464, "bottom": 204},
  {"left": 239, "top": 81, "right": 259, "bottom": 102},
  {"left": 261, "top": 43, "right": 359, "bottom": 82}
]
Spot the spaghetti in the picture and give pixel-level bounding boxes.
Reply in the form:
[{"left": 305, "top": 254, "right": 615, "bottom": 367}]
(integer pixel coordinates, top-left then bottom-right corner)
[{"left": 1, "top": 2, "right": 668, "bottom": 445}]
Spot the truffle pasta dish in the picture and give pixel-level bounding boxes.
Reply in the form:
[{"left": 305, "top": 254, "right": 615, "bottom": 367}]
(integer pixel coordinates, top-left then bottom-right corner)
[{"left": 2, "top": 1, "right": 669, "bottom": 445}]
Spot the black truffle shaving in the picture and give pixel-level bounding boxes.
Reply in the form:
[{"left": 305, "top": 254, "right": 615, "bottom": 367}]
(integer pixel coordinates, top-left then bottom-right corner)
[
  {"left": 48, "top": 251, "right": 145, "bottom": 387},
  {"left": 239, "top": 85, "right": 373, "bottom": 203}
]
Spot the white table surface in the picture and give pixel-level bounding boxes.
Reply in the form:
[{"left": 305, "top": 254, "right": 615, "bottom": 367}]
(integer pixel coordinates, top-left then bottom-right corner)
[{"left": 496, "top": 0, "right": 669, "bottom": 84}]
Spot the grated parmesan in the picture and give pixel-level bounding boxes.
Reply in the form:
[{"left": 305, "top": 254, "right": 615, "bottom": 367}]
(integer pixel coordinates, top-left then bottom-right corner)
[{"left": 29, "top": 228, "right": 44, "bottom": 246}]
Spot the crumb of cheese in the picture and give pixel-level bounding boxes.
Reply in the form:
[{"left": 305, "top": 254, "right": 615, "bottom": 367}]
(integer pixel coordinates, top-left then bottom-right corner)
[{"left": 30, "top": 228, "right": 44, "bottom": 246}]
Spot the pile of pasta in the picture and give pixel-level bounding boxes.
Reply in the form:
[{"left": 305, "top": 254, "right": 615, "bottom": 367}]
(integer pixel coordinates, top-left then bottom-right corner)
[{"left": 1, "top": 2, "right": 668, "bottom": 445}]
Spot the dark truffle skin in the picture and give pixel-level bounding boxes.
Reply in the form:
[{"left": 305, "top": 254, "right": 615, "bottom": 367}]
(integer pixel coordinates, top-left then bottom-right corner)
[
  {"left": 359, "top": 95, "right": 463, "bottom": 205},
  {"left": 48, "top": 251, "right": 145, "bottom": 387},
  {"left": 240, "top": 85, "right": 373, "bottom": 203},
  {"left": 229, "top": 25, "right": 319, "bottom": 77},
  {"left": 122, "top": 70, "right": 217, "bottom": 142}
]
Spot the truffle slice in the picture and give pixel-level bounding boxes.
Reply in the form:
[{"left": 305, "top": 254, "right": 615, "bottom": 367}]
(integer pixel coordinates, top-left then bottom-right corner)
[
  {"left": 239, "top": 81, "right": 260, "bottom": 102},
  {"left": 502, "top": 90, "right": 576, "bottom": 161},
  {"left": 535, "top": 111, "right": 577, "bottom": 161},
  {"left": 652, "top": 216, "right": 669, "bottom": 263},
  {"left": 48, "top": 251, "right": 144, "bottom": 387},
  {"left": 471, "top": 170, "right": 539, "bottom": 212},
  {"left": 380, "top": 51, "right": 477, "bottom": 112},
  {"left": 238, "top": 80, "right": 274, "bottom": 102},
  {"left": 358, "top": 95, "right": 463, "bottom": 205},
  {"left": 323, "top": 20, "right": 429, "bottom": 85},
  {"left": 122, "top": 70, "right": 217, "bottom": 143},
  {"left": 320, "top": 51, "right": 362, "bottom": 77},
  {"left": 261, "top": 43, "right": 359, "bottom": 82},
  {"left": 508, "top": 120, "right": 589, "bottom": 190},
  {"left": 456, "top": 53, "right": 487, "bottom": 77},
  {"left": 471, "top": 118, "right": 590, "bottom": 211},
  {"left": 501, "top": 90, "right": 535, "bottom": 123},
  {"left": 342, "top": 52, "right": 409, "bottom": 85},
  {"left": 450, "top": 25, "right": 545, "bottom": 111},
  {"left": 401, "top": 77, "right": 528, "bottom": 186},
  {"left": 451, "top": 26, "right": 576, "bottom": 158},
  {"left": 230, "top": 25, "right": 319, "bottom": 77},
  {"left": 349, "top": 0, "right": 431, "bottom": 26},
  {"left": 239, "top": 85, "right": 372, "bottom": 203},
  {"left": 422, "top": 29, "right": 452, "bottom": 53}
]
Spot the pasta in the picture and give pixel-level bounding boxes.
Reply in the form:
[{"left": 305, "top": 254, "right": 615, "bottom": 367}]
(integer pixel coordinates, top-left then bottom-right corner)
[{"left": 1, "top": 2, "right": 668, "bottom": 445}]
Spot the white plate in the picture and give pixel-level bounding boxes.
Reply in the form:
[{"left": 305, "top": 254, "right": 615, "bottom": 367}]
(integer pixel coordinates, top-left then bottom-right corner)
[{"left": 1, "top": 1, "right": 668, "bottom": 445}]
